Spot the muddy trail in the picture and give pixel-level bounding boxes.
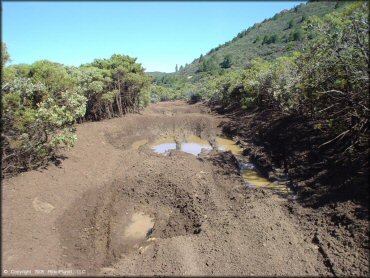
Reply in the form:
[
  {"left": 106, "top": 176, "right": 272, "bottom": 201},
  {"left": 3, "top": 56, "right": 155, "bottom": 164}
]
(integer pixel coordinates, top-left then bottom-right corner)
[{"left": 2, "top": 101, "right": 368, "bottom": 276}]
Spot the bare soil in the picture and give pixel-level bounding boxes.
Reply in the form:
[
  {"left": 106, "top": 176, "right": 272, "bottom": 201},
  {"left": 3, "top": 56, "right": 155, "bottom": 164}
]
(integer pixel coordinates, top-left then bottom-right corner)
[{"left": 2, "top": 101, "right": 368, "bottom": 276}]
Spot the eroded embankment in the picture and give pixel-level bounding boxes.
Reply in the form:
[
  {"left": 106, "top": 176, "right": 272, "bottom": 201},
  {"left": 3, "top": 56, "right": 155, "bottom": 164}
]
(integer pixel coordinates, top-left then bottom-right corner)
[
  {"left": 2, "top": 101, "right": 367, "bottom": 276},
  {"left": 216, "top": 103, "right": 369, "bottom": 276}
]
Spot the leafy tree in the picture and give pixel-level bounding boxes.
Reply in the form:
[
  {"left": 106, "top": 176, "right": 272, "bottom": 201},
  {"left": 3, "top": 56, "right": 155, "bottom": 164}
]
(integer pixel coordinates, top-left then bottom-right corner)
[
  {"left": 262, "top": 35, "right": 269, "bottom": 45},
  {"left": 198, "top": 57, "right": 219, "bottom": 73},
  {"left": 2, "top": 43, "right": 11, "bottom": 67},
  {"left": 2, "top": 76, "right": 86, "bottom": 176},
  {"left": 270, "top": 34, "right": 278, "bottom": 43},
  {"left": 88, "top": 54, "right": 151, "bottom": 115},
  {"left": 253, "top": 36, "right": 260, "bottom": 44},
  {"left": 281, "top": 34, "right": 288, "bottom": 43},
  {"left": 288, "top": 19, "right": 296, "bottom": 29},
  {"left": 288, "top": 28, "right": 303, "bottom": 42},
  {"left": 262, "top": 34, "right": 278, "bottom": 45},
  {"left": 2, "top": 52, "right": 151, "bottom": 176},
  {"left": 28, "top": 60, "right": 75, "bottom": 95},
  {"left": 220, "top": 54, "right": 233, "bottom": 69},
  {"left": 300, "top": 14, "right": 307, "bottom": 23}
]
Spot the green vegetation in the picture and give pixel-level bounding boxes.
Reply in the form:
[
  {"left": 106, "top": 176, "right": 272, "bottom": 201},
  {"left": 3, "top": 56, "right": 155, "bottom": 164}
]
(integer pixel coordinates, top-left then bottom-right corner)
[
  {"left": 2, "top": 0, "right": 368, "bottom": 186},
  {"left": 179, "top": 1, "right": 351, "bottom": 76},
  {"left": 2, "top": 51, "right": 150, "bottom": 176},
  {"left": 150, "top": 2, "right": 370, "bottom": 195},
  {"left": 147, "top": 73, "right": 196, "bottom": 102},
  {"left": 189, "top": 1, "right": 368, "bottom": 144}
]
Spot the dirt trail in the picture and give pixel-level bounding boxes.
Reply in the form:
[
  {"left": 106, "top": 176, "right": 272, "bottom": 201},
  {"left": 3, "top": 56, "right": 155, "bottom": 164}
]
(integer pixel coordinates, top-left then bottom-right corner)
[{"left": 2, "top": 101, "right": 339, "bottom": 276}]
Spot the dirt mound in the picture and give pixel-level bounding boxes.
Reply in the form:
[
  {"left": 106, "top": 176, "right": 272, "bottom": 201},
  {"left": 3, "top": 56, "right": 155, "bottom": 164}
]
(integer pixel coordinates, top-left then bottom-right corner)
[
  {"left": 2, "top": 101, "right": 368, "bottom": 276},
  {"left": 105, "top": 113, "right": 221, "bottom": 151}
]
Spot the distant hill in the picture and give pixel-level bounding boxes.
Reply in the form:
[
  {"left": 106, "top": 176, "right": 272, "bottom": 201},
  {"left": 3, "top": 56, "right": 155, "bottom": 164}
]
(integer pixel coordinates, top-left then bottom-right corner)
[
  {"left": 178, "top": 1, "right": 350, "bottom": 77},
  {"left": 146, "top": 71, "right": 170, "bottom": 80}
]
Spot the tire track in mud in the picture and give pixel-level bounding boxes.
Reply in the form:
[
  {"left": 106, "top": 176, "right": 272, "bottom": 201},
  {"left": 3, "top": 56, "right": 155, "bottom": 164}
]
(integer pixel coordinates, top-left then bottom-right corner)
[
  {"left": 56, "top": 153, "right": 209, "bottom": 272},
  {"left": 3, "top": 101, "right": 335, "bottom": 276},
  {"left": 56, "top": 102, "right": 331, "bottom": 275}
]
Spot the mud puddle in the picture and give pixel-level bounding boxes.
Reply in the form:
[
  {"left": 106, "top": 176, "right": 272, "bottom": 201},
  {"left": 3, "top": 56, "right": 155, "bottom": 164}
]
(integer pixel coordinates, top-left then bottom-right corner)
[
  {"left": 131, "top": 139, "right": 148, "bottom": 150},
  {"left": 215, "top": 138, "right": 294, "bottom": 197},
  {"left": 151, "top": 135, "right": 212, "bottom": 156},
  {"left": 240, "top": 164, "right": 293, "bottom": 198},
  {"left": 115, "top": 211, "right": 155, "bottom": 255},
  {"left": 133, "top": 134, "right": 293, "bottom": 197},
  {"left": 124, "top": 212, "right": 154, "bottom": 240},
  {"left": 216, "top": 137, "right": 243, "bottom": 155}
]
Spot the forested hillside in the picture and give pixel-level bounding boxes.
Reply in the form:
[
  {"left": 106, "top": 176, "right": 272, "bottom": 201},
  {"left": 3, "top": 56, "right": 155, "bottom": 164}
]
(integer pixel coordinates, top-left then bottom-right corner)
[
  {"left": 146, "top": 1, "right": 354, "bottom": 102},
  {"left": 179, "top": 1, "right": 350, "bottom": 77}
]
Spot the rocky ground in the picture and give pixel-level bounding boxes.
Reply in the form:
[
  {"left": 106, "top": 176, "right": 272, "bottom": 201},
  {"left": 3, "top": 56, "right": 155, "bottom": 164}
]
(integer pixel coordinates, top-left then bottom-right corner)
[{"left": 2, "top": 101, "right": 368, "bottom": 276}]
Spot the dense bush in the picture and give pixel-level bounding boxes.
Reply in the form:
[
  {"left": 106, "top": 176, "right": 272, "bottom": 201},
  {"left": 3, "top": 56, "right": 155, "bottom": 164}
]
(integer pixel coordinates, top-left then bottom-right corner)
[
  {"left": 297, "top": 2, "right": 369, "bottom": 168},
  {"left": 2, "top": 51, "right": 151, "bottom": 176},
  {"left": 2, "top": 75, "right": 86, "bottom": 175},
  {"left": 198, "top": 2, "right": 368, "bottom": 130}
]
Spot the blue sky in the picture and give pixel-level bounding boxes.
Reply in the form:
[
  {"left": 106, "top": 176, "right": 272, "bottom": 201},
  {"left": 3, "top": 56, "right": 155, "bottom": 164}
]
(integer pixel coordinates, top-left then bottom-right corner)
[{"left": 3, "top": 1, "right": 305, "bottom": 72}]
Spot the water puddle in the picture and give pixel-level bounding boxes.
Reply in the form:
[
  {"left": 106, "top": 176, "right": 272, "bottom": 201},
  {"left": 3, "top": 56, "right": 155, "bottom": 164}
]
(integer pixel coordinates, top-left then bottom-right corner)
[
  {"left": 133, "top": 134, "right": 293, "bottom": 198},
  {"left": 151, "top": 136, "right": 178, "bottom": 154},
  {"left": 242, "top": 169, "right": 271, "bottom": 187},
  {"left": 218, "top": 140, "right": 294, "bottom": 198},
  {"left": 181, "top": 143, "right": 212, "bottom": 155},
  {"left": 216, "top": 137, "right": 242, "bottom": 156},
  {"left": 240, "top": 162, "right": 294, "bottom": 198},
  {"left": 131, "top": 139, "right": 148, "bottom": 150},
  {"left": 124, "top": 212, "right": 154, "bottom": 240},
  {"left": 152, "top": 142, "right": 178, "bottom": 154},
  {"left": 151, "top": 135, "right": 212, "bottom": 156}
]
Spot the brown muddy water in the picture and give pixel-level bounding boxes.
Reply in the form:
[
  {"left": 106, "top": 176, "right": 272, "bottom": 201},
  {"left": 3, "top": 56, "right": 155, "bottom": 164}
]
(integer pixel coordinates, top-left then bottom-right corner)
[
  {"left": 124, "top": 212, "right": 154, "bottom": 240},
  {"left": 132, "top": 134, "right": 293, "bottom": 198}
]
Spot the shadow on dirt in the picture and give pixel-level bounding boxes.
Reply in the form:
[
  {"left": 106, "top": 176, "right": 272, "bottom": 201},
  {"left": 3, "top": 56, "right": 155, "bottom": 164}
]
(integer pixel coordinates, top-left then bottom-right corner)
[
  {"left": 218, "top": 105, "right": 369, "bottom": 210},
  {"left": 57, "top": 175, "right": 204, "bottom": 272}
]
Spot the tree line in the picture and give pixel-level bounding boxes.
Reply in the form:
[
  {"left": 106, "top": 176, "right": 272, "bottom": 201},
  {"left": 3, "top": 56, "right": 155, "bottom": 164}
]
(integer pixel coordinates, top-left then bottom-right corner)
[{"left": 1, "top": 51, "right": 151, "bottom": 176}]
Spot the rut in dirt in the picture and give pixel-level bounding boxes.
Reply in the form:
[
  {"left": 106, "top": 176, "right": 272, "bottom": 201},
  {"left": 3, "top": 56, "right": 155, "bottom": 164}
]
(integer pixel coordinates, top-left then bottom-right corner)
[
  {"left": 3, "top": 102, "right": 367, "bottom": 277},
  {"left": 54, "top": 102, "right": 332, "bottom": 276}
]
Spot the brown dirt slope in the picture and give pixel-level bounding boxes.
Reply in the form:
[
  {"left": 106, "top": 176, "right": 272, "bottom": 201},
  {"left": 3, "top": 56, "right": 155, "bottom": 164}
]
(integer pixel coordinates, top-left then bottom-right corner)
[{"left": 2, "top": 101, "right": 367, "bottom": 276}]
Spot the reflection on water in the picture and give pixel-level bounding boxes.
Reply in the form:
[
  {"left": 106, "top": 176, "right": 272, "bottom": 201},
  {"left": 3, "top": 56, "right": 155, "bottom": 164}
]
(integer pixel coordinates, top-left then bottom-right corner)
[
  {"left": 182, "top": 134, "right": 212, "bottom": 155},
  {"left": 215, "top": 140, "right": 293, "bottom": 197},
  {"left": 241, "top": 168, "right": 293, "bottom": 197},
  {"left": 152, "top": 143, "right": 177, "bottom": 154},
  {"left": 217, "top": 137, "right": 242, "bottom": 156},
  {"left": 182, "top": 143, "right": 212, "bottom": 155},
  {"left": 133, "top": 134, "right": 293, "bottom": 198},
  {"left": 151, "top": 135, "right": 212, "bottom": 156},
  {"left": 242, "top": 169, "right": 271, "bottom": 187},
  {"left": 150, "top": 136, "right": 177, "bottom": 154}
]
